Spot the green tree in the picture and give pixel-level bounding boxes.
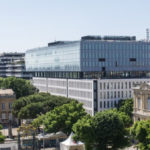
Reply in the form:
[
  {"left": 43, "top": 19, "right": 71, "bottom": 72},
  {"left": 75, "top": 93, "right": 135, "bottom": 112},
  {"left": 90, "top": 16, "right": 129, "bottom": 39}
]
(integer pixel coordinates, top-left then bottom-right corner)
[
  {"left": 43, "top": 101, "right": 87, "bottom": 135},
  {"left": 18, "top": 102, "right": 44, "bottom": 119},
  {"left": 32, "top": 114, "right": 45, "bottom": 129},
  {"left": 113, "top": 109, "right": 132, "bottom": 127},
  {"left": 73, "top": 109, "right": 129, "bottom": 150},
  {"left": 12, "top": 93, "right": 51, "bottom": 117},
  {"left": 13, "top": 92, "right": 75, "bottom": 119},
  {"left": 131, "top": 120, "right": 150, "bottom": 150},
  {"left": 0, "top": 124, "right": 5, "bottom": 143},
  {"left": 0, "top": 77, "right": 38, "bottom": 98},
  {"left": 72, "top": 115, "right": 94, "bottom": 150},
  {"left": 117, "top": 99, "right": 133, "bottom": 117}
]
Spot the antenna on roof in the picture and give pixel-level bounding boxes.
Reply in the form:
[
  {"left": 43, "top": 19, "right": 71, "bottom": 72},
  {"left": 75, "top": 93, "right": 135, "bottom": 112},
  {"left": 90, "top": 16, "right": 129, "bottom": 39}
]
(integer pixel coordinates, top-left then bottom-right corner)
[{"left": 146, "top": 28, "right": 149, "bottom": 42}]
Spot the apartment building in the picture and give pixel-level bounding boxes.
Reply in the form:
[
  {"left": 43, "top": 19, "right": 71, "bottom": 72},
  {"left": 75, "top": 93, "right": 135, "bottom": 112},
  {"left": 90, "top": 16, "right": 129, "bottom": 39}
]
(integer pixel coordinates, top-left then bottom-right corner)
[{"left": 0, "top": 53, "right": 32, "bottom": 79}]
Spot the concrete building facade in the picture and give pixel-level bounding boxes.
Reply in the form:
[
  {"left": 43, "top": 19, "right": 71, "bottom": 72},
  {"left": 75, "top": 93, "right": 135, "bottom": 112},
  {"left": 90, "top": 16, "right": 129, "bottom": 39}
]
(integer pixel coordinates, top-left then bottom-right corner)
[
  {"left": 0, "top": 89, "right": 16, "bottom": 125},
  {"left": 32, "top": 77, "right": 150, "bottom": 115},
  {"left": 133, "top": 83, "right": 150, "bottom": 122}
]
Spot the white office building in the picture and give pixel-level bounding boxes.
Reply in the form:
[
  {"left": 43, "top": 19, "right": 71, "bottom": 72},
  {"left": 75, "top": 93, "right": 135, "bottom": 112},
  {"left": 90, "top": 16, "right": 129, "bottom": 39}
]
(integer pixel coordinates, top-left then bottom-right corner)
[
  {"left": 26, "top": 35, "right": 150, "bottom": 115},
  {"left": 32, "top": 77, "right": 150, "bottom": 115}
]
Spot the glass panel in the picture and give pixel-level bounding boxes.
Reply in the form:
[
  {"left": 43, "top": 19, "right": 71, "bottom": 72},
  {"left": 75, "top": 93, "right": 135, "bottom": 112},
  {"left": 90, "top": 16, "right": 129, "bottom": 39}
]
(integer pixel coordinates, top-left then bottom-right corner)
[{"left": 25, "top": 42, "right": 81, "bottom": 72}]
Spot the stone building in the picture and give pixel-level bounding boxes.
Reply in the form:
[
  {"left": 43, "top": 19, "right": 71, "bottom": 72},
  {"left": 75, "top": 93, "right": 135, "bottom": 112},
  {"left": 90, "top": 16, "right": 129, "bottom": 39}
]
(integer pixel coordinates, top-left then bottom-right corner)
[
  {"left": 0, "top": 89, "right": 16, "bottom": 125},
  {"left": 133, "top": 82, "right": 150, "bottom": 122}
]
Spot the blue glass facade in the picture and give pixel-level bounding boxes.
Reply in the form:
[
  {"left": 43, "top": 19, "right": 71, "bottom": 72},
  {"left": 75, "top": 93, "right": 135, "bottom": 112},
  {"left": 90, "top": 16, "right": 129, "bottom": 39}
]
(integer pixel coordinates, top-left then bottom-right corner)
[
  {"left": 81, "top": 40, "right": 150, "bottom": 72},
  {"left": 25, "top": 41, "right": 80, "bottom": 72},
  {"left": 25, "top": 36, "right": 150, "bottom": 79}
]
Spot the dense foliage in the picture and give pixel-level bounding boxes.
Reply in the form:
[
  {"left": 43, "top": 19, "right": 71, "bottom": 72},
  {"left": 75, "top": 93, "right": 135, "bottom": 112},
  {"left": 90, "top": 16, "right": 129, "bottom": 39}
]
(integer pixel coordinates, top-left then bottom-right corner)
[
  {"left": 72, "top": 115, "right": 94, "bottom": 150},
  {"left": 0, "top": 125, "right": 5, "bottom": 143},
  {"left": 117, "top": 99, "right": 133, "bottom": 117},
  {"left": 73, "top": 109, "right": 129, "bottom": 150},
  {"left": 0, "top": 77, "right": 38, "bottom": 99},
  {"left": 13, "top": 92, "right": 75, "bottom": 119},
  {"left": 113, "top": 109, "right": 132, "bottom": 127},
  {"left": 33, "top": 101, "right": 86, "bottom": 135},
  {"left": 131, "top": 120, "right": 150, "bottom": 150}
]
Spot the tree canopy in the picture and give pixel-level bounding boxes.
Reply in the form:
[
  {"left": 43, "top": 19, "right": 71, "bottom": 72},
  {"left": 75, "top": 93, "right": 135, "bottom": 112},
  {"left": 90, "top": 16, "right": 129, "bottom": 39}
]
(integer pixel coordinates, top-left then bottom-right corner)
[
  {"left": 0, "top": 77, "right": 38, "bottom": 99},
  {"left": 13, "top": 92, "right": 75, "bottom": 119},
  {"left": 113, "top": 109, "right": 132, "bottom": 127},
  {"left": 72, "top": 115, "right": 94, "bottom": 150},
  {"left": 0, "top": 125, "right": 5, "bottom": 143},
  {"left": 131, "top": 120, "right": 150, "bottom": 150},
  {"left": 33, "top": 101, "right": 87, "bottom": 135},
  {"left": 117, "top": 99, "right": 133, "bottom": 117},
  {"left": 73, "top": 109, "right": 129, "bottom": 150}
]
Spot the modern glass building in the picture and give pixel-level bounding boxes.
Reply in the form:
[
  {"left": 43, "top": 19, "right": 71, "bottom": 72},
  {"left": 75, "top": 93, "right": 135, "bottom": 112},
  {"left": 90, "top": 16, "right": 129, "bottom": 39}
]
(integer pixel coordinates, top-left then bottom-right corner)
[
  {"left": 25, "top": 36, "right": 150, "bottom": 79},
  {"left": 25, "top": 36, "right": 150, "bottom": 115}
]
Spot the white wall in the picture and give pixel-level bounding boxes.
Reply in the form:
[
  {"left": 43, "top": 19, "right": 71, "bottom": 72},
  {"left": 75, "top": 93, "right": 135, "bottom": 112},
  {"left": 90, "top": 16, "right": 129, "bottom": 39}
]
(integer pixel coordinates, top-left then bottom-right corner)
[
  {"left": 32, "top": 77, "right": 150, "bottom": 116},
  {"left": 32, "top": 77, "right": 94, "bottom": 115},
  {"left": 97, "top": 78, "right": 150, "bottom": 111}
]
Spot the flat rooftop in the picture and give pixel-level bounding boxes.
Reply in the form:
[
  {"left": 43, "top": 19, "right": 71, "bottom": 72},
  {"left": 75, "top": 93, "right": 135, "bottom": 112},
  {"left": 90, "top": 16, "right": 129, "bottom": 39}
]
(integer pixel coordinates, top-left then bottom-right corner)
[{"left": 0, "top": 89, "right": 15, "bottom": 96}]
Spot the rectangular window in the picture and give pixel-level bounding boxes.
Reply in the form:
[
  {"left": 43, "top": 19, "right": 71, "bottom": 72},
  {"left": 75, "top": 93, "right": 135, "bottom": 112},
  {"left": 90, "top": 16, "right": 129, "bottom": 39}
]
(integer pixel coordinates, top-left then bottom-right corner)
[
  {"left": 9, "top": 103, "right": 12, "bottom": 110},
  {"left": 104, "top": 101, "right": 106, "bottom": 108},
  {"left": 122, "top": 91, "right": 124, "bottom": 98},
  {"left": 121, "top": 83, "right": 123, "bottom": 89},
  {"left": 114, "top": 83, "right": 116, "bottom": 89},
  {"left": 107, "top": 92, "right": 109, "bottom": 99},
  {"left": 107, "top": 101, "right": 109, "bottom": 108},
  {"left": 100, "top": 101, "right": 102, "bottom": 108},
  {"left": 111, "top": 101, "right": 113, "bottom": 108},
  {"left": 2, "top": 113, "right": 6, "bottom": 119},
  {"left": 100, "top": 83, "right": 102, "bottom": 90},
  {"left": 103, "top": 83, "right": 106, "bottom": 89},
  {"left": 125, "top": 82, "right": 127, "bottom": 89},
  {"left": 100, "top": 92, "right": 102, "bottom": 99},
  {"left": 111, "top": 91, "right": 113, "bottom": 98},
  {"left": 118, "top": 83, "right": 120, "bottom": 89},
  {"left": 118, "top": 91, "right": 120, "bottom": 98},
  {"left": 130, "top": 58, "right": 136, "bottom": 61},
  {"left": 99, "top": 58, "right": 105, "bottom": 62},
  {"left": 129, "top": 82, "right": 131, "bottom": 89},
  {"left": 138, "top": 98, "right": 141, "bottom": 109},
  {"left": 104, "top": 92, "right": 106, "bottom": 99},
  {"left": 107, "top": 83, "right": 109, "bottom": 89},
  {"left": 114, "top": 91, "right": 116, "bottom": 98},
  {"left": 1, "top": 103, "right": 5, "bottom": 110}
]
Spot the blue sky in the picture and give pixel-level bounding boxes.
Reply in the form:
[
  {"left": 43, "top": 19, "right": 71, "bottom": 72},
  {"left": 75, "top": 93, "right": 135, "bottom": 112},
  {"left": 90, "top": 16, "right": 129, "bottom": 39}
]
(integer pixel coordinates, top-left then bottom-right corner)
[{"left": 0, "top": 0, "right": 150, "bottom": 52}]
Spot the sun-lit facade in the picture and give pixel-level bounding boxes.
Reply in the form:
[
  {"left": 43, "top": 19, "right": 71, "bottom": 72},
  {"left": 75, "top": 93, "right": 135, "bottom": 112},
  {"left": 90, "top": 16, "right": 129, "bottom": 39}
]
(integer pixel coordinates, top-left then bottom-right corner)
[
  {"left": 25, "top": 36, "right": 150, "bottom": 115},
  {"left": 26, "top": 36, "right": 150, "bottom": 79}
]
